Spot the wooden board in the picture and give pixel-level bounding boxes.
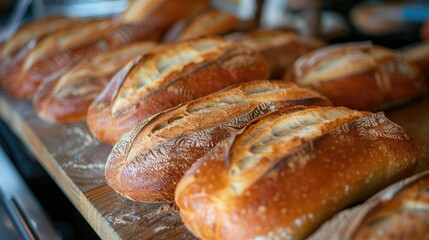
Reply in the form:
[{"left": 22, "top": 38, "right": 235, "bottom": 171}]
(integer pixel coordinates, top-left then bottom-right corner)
[
  {"left": 0, "top": 90, "right": 427, "bottom": 240},
  {"left": 0, "top": 91, "right": 195, "bottom": 240}
]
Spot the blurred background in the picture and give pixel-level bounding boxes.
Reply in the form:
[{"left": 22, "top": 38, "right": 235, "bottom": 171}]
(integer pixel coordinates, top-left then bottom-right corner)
[{"left": 1, "top": 0, "right": 428, "bottom": 46}]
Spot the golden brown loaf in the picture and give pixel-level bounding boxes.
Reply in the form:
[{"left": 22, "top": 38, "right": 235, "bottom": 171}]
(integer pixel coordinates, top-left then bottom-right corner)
[
  {"left": 120, "top": 0, "right": 208, "bottom": 32},
  {"left": 6, "top": 19, "right": 158, "bottom": 99},
  {"left": 288, "top": 42, "right": 427, "bottom": 111},
  {"left": 227, "top": 30, "right": 325, "bottom": 78},
  {"left": 0, "top": 16, "right": 80, "bottom": 86},
  {"left": 175, "top": 106, "right": 419, "bottom": 240},
  {"left": 87, "top": 36, "right": 271, "bottom": 145},
  {"left": 309, "top": 171, "right": 429, "bottom": 240},
  {"left": 401, "top": 41, "right": 429, "bottom": 76},
  {"left": 164, "top": 8, "right": 239, "bottom": 42},
  {"left": 105, "top": 80, "right": 332, "bottom": 202},
  {"left": 33, "top": 42, "right": 158, "bottom": 123}
]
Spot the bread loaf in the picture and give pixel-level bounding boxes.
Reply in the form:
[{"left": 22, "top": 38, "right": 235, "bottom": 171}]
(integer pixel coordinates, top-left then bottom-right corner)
[
  {"left": 87, "top": 36, "right": 271, "bottom": 145},
  {"left": 309, "top": 171, "right": 429, "bottom": 240},
  {"left": 0, "top": 16, "right": 80, "bottom": 86},
  {"left": 33, "top": 42, "right": 158, "bottom": 123},
  {"left": 6, "top": 19, "right": 159, "bottom": 99},
  {"left": 288, "top": 42, "right": 427, "bottom": 111},
  {"left": 402, "top": 41, "right": 429, "bottom": 76},
  {"left": 120, "top": 0, "right": 208, "bottom": 32},
  {"left": 227, "top": 30, "right": 325, "bottom": 78},
  {"left": 175, "top": 106, "right": 418, "bottom": 240},
  {"left": 106, "top": 80, "right": 331, "bottom": 202},
  {"left": 164, "top": 8, "right": 239, "bottom": 42}
]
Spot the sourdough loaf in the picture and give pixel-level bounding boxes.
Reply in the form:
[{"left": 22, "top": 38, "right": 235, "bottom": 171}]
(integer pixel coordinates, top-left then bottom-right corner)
[
  {"left": 175, "top": 106, "right": 419, "bottom": 240},
  {"left": 402, "top": 41, "right": 429, "bottom": 76},
  {"left": 288, "top": 42, "right": 427, "bottom": 111},
  {"left": 33, "top": 42, "right": 158, "bottom": 123},
  {"left": 227, "top": 30, "right": 325, "bottom": 78},
  {"left": 106, "top": 80, "right": 331, "bottom": 202},
  {"left": 0, "top": 16, "right": 80, "bottom": 86},
  {"left": 120, "top": 0, "right": 208, "bottom": 32},
  {"left": 309, "top": 171, "right": 429, "bottom": 240},
  {"left": 6, "top": 19, "right": 158, "bottom": 99},
  {"left": 87, "top": 36, "right": 271, "bottom": 145},
  {"left": 164, "top": 8, "right": 239, "bottom": 42}
]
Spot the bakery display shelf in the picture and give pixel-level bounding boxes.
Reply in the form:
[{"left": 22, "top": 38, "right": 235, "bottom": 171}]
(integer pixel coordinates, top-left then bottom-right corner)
[
  {"left": 0, "top": 89, "right": 428, "bottom": 240},
  {"left": 0, "top": 90, "right": 195, "bottom": 240}
]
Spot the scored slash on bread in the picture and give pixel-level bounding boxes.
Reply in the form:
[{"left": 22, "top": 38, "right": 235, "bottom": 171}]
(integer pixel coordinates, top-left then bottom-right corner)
[
  {"left": 288, "top": 41, "right": 427, "bottom": 111},
  {"left": 175, "top": 106, "right": 418, "bottom": 240},
  {"left": 309, "top": 171, "right": 429, "bottom": 240},
  {"left": 105, "top": 80, "right": 331, "bottom": 202},
  {"left": 6, "top": 19, "right": 160, "bottom": 99},
  {"left": 33, "top": 41, "right": 159, "bottom": 123},
  {"left": 87, "top": 36, "right": 271, "bottom": 145},
  {"left": 0, "top": 16, "right": 81, "bottom": 87}
]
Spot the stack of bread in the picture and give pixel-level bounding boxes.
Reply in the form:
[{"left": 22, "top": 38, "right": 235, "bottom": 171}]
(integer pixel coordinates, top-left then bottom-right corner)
[{"left": 1, "top": 0, "right": 428, "bottom": 239}]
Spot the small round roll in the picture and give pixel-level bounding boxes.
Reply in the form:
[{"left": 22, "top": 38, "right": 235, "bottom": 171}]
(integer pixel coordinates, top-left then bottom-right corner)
[{"left": 175, "top": 106, "right": 419, "bottom": 240}]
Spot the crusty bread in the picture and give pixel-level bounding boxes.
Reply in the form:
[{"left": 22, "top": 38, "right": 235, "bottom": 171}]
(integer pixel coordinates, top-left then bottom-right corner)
[
  {"left": 402, "top": 41, "right": 429, "bottom": 76},
  {"left": 87, "top": 36, "right": 271, "bottom": 145},
  {"left": 6, "top": 19, "right": 159, "bottom": 99},
  {"left": 309, "top": 171, "right": 429, "bottom": 240},
  {"left": 0, "top": 16, "right": 80, "bottom": 86},
  {"left": 289, "top": 42, "right": 427, "bottom": 111},
  {"left": 175, "top": 106, "right": 419, "bottom": 240},
  {"left": 120, "top": 0, "right": 208, "bottom": 32},
  {"left": 105, "top": 80, "right": 331, "bottom": 202},
  {"left": 164, "top": 8, "right": 239, "bottom": 42},
  {"left": 227, "top": 30, "right": 325, "bottom": 78},
  {"left": 33, "top": 41, "right": 158, "bottom": 123}
]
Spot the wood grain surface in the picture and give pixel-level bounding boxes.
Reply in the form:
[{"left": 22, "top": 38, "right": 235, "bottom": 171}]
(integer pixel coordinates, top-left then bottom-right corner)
[
  {"left": 0, "top": 90, "right": 427, "bottom": 240},
  {"left": 0, "top": 91, "right": 195, "bottom": 240}
]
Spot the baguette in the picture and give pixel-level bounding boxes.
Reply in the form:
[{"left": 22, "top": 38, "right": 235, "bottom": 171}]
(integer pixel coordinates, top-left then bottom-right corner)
[
  {"left": 401, "top": 41, "right": 429, "bottom": 76},
  {"left": 175, "top": 106, "right": 418, "bottom": 240},
  {"left": 227, "top": 30, "right": 325, "bottom": 78},
  {"left": 309, "top": 171, "right": 429, "bottom": 240},
  {"left": 120, "top": 0, "right": 208, "bottom": 32},
  {"left": 106, "top": 80, "right": 331, "bottom": 202},
  {"left": 33, "top": 41, "right": 158, "bottom": 123},
  {"left": 288, "top": 42, "right": 427, "bottom": 111},
  {"left": 164, "top": 8, "right": 239, "bottom": 42},
  {"left": 0, "top": 16, "right": 80, "bottom": 86},
  {"left": 87, "top": 36, "right": 271, "bottom": 145},
  {"left": 6, "top": 19, "right": 158, "bottom": 99}
]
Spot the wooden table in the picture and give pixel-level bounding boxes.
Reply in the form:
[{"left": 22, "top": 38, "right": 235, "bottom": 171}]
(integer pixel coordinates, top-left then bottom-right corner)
[{"left": 0, "top": 90, "right": 428, "bottom": 240}]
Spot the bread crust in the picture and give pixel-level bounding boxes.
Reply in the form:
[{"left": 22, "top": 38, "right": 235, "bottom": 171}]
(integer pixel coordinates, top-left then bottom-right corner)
[
  {"left": 402, "top": 41, "right": 429, "bottom": 76},
  {"left": 105, "top": 80, "right": 331, "bottom": 202},
  {"left": 120, "top": 0, "right": 208, "bottom": 32},
  {"left": 0, "top": 16, "right": 80, "bottom": 86},
  {"left": 227, "top": 30, "right": 325, "bottom": 78},
  {"left": 6, "top": 20, "right": 159, "bottom": 99},
  {"left": 87, "top": 37, "right": 271, "bottom": 145},
  {"left": 164, "top": 8, "right": 239, "bottom": 42},
  {"left": 289, "top": 42, "right": 427, "bottom": 111},
  {"left": 175, "top": 107, "right": 418, "bottom": 240},
  {"left": 309, "top": 171, "right": 429, "bottom": 240},
  {"left": 33, "top": 42, "right": 158, "bottom": 123}
]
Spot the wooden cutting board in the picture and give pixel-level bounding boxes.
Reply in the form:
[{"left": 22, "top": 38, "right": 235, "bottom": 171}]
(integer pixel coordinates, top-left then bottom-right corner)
[{"left": 0, "top": 90, "right": 427, "bottom": 240}]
